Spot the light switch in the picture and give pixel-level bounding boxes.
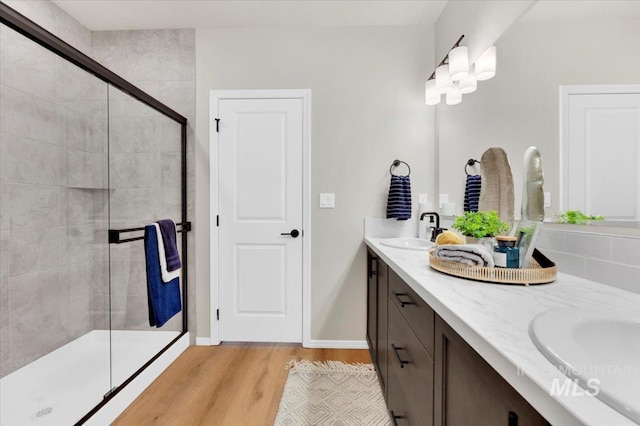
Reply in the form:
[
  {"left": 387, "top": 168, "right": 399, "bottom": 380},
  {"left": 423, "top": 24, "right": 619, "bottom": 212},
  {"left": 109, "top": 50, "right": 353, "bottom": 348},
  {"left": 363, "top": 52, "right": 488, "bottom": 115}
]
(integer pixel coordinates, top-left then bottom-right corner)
[
  {"left": 419, "top": 194, "right": 429, "bottom": 203},
  {"left": 439, "top": 194, "right": 449, "bottom": 208},
  {"left": 544, "top": 192, "right": 551, "bottom": 208},
  {"left": 320, "top": 193, "right": 335, "bottom": 208}
]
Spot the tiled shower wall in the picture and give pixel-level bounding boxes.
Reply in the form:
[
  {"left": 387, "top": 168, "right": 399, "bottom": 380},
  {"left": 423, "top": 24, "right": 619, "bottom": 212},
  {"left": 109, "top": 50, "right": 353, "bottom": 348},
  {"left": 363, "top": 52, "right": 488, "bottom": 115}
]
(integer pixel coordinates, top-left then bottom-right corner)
[
  {"left": 0, "top": 0, "right": 197, "bottom": 376},
  {"left": 537, "top": 228, "right": 640, "bottom": 295},
  {"left": 0, "top": 0, "right": 109, "bottom": 376}
]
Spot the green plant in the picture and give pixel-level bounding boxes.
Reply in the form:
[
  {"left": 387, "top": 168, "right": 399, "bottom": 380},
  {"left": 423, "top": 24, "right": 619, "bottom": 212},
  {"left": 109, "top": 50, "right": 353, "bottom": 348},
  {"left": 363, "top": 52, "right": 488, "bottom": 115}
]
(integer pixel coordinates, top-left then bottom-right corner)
[
  {"left": 452, "top": 210, "right": 510, "bottom": 238},
  {"left": 556, "top": 210, "right": 604, "bottom": 225}
]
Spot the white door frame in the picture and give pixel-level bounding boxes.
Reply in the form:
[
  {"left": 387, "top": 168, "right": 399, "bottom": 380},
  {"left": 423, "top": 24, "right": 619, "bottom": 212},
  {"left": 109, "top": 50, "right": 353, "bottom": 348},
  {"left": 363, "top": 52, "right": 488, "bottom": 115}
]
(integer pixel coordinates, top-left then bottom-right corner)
[
  {"left": 559, "top": 84, "right": 640, "bottom": 212},
  {"left": 209, "top": 89, "right": 312, "bottom": 346}
]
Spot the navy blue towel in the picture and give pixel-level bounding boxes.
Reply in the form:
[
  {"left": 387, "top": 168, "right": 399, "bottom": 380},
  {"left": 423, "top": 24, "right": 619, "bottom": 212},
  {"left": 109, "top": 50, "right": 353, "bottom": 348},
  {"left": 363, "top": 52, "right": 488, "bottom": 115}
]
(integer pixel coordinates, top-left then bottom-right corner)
[
  {"left": 157, "top": 219, "right": 182, "bottom": 272},
  {"left": 464, "top": 174, "right": 482, "bottom": 212},
  {"left": 145, "top": 225, "right": 182, "bottom": 328},
  {"left": 386, "top": 175, "right": 412, "bottom": 220}
]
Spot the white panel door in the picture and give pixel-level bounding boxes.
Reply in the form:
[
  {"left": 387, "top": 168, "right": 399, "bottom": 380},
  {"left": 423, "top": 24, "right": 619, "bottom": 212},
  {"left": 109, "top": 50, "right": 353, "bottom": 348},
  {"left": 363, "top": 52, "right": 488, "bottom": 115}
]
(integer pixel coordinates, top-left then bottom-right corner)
[
  {"left": 567, "top": 93, "right": 640, "bottom": 219},
  {"left": 218, "top": 98, "right": 303, "bottom": 342}
]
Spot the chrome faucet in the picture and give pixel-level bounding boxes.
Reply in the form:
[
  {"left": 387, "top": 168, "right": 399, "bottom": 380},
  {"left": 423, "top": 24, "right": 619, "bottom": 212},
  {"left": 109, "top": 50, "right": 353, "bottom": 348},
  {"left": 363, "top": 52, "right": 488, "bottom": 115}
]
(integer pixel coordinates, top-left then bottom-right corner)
[{"left": 419, "top": 211, "right": 443, "bottom": 242}]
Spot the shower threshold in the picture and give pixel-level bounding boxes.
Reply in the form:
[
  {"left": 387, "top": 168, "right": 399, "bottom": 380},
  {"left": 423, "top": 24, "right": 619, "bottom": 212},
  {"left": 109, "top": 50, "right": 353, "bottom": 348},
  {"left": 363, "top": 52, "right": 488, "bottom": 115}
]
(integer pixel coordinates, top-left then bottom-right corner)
[{"left": 0, "top": 329, "right": 182, "bottom": 425}]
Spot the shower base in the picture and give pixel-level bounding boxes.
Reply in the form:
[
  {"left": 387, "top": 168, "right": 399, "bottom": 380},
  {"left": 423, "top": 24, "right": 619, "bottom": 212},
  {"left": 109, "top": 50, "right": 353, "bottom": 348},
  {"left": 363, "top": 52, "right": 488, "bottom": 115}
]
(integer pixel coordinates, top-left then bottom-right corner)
[{"left": 0, "top": 329, "right": 183, "bottom": 425}]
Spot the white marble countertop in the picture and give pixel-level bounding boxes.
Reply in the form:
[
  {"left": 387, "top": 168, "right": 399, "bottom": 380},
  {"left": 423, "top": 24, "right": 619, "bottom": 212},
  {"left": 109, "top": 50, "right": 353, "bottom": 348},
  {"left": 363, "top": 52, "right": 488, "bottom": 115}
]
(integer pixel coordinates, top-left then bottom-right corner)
[{"left": 365, "top": 237, "right": 640, "bottom": 426}]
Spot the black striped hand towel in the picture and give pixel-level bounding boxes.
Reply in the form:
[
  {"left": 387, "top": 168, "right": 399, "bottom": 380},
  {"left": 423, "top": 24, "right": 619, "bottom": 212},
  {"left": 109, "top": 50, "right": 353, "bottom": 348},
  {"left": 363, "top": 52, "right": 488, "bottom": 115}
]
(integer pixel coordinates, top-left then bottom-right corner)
[
  {"left": 464, "top": 174, "right": 482, "bottom": 212},
  {"left": 387, "top": 175, "right": 412, "bottom": 220}
]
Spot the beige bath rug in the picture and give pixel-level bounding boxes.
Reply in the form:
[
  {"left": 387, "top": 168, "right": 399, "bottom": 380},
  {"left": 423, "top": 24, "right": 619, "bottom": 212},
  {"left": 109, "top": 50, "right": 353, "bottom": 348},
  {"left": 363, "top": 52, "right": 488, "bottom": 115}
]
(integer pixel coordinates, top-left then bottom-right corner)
[{"left": 273, "top": 360, "right": 391, "bottom": 426}]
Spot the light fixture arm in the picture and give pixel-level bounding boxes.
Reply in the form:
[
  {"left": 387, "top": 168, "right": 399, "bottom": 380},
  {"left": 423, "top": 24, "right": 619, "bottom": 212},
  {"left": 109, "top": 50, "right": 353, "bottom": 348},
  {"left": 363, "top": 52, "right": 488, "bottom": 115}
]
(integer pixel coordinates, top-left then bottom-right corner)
[{"left": 428, "top": 34, "right": 465, "bottom": 81}]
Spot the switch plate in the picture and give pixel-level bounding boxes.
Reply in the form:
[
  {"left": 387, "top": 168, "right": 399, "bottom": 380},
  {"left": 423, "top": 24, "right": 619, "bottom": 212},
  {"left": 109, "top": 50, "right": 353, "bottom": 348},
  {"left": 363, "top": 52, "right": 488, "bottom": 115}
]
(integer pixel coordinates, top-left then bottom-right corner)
[
  {"left": 320, "top": 193, "right": 335, "bottom": 208},
  {"left": 439, "top": 194, "right": 449, "bottom": 208},
  {"left": 419, "top": 194, "right": 429, "bottom": 203},
  {"left": 544, "top": 192, "right": 551, "bottom": 208}
]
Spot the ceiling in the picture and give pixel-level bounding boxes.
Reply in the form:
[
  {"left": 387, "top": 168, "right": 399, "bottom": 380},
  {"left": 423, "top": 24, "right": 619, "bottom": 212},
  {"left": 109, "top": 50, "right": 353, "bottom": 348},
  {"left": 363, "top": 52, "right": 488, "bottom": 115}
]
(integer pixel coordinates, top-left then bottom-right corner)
[{"left": 52, "top": 0, "right": 448, "bottom": 31}]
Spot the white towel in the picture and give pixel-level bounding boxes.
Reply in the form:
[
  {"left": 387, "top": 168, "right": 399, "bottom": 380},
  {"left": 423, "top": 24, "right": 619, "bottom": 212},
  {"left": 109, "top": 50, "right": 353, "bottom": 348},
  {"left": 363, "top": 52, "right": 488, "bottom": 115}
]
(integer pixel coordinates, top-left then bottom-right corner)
[
  {"left": 433, "top": 244, "right": 495, "bottom": 267},
  {"left": 154, "top": 223, "right": 181, "bottom": 283}
]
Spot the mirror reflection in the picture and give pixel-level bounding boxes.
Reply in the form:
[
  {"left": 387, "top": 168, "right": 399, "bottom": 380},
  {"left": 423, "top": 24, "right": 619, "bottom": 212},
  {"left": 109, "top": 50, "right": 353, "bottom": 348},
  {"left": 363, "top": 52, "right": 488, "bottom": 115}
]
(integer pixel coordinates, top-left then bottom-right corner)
[{"left": 437, "top": 1, "right": 640, "bottom": 227}]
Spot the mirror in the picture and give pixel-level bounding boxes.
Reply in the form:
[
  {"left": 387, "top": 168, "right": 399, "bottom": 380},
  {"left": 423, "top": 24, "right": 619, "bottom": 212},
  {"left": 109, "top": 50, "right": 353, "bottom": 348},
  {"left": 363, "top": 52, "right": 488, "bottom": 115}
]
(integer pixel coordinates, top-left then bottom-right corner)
[{"left": 437, "top": 1, "right": 640, "bottom": 229}]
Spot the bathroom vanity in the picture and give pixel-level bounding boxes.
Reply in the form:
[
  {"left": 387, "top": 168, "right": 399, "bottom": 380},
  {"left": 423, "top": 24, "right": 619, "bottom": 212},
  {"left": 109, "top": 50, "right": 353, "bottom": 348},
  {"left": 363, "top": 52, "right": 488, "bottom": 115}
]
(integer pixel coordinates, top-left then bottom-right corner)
[{"left": 365, "top": 237, "right": 640, "bottom": 426}]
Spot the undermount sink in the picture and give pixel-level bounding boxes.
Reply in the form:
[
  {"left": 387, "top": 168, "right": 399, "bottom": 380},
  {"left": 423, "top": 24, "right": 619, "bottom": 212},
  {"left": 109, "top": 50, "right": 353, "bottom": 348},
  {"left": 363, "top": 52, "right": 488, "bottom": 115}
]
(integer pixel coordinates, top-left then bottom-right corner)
[
  {"left": 529, "top": 308, "right": 640, "bottom": 423},
  {"left": 379, "top": 238, "right": 434, "bottom": 251}
]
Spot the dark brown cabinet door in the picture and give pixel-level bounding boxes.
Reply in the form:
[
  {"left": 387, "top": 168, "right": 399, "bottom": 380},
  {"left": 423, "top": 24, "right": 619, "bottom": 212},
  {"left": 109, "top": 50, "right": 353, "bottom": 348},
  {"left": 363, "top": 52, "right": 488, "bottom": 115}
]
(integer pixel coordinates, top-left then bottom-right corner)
[
  {"left": 434, "top": 316, "right": 547, "bottom": 426},
  {"left": 387, "top": 302, "right": 434, "bottom": 426},
  {"left": 376, "top": 258, "right": 388, "bottom": 392},
  {"left": 367, "top": 251, "right": 378, "bottom": 363},
  {"left": 388, "top": 269, "right": 435, "bottom": 358}
]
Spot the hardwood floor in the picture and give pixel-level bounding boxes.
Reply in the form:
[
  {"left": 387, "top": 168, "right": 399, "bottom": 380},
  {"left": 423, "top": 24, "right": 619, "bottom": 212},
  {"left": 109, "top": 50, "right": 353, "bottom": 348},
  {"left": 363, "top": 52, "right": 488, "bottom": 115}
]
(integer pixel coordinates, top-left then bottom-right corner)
[{"left": 113, "top": 344, "right": 371, "bottom": 425}]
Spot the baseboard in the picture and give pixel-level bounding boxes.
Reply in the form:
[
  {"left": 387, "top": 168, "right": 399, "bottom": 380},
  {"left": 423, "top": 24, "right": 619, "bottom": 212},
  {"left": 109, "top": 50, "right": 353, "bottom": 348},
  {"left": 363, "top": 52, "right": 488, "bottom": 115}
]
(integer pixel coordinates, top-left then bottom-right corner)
[
  {"left": 195, "top": 337, "right": 212, "bottom": 346},
  {"left": 303, "top": 339, "right": 368, "bottom": 349},
  {"left": 85, "top": 333, "right": 189, "bottom": 425}
]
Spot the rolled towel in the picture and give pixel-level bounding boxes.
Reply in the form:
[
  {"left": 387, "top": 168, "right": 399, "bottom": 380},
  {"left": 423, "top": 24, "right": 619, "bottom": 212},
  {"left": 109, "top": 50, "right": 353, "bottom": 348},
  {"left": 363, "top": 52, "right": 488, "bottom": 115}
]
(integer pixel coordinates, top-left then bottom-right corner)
[{"left": 433, "top": 244, "right": 495, "bottom": 267}]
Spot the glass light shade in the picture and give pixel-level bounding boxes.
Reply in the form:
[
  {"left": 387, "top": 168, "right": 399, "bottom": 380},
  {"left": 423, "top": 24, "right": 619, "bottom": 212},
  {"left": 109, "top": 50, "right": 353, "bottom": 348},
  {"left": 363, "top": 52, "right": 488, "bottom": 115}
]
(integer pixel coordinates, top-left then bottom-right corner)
[
  {"left": 475, "top": 46, "right": 496, "bottom": 81},
  {"left": 448, "top": 46, "right": 469, "bottom": 81},
  {"left": 435, "top": 64, "right": 452, "bottom": 94},
  {"left": 459, "top": 69, "right": 477, "bottom": 94},
  {"left": 446, "top": 85, "right": 462, "bottom": 105},
  {"left": 425, "top": 80, "right": 440, "bottom": 105}
]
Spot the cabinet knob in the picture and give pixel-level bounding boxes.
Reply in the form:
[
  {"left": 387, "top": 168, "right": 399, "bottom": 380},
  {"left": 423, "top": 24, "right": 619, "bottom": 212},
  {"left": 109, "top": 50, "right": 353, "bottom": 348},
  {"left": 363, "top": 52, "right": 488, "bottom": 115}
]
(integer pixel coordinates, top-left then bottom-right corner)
[{"left": 508, "top": 411, "right": 518, "bottom": 426}]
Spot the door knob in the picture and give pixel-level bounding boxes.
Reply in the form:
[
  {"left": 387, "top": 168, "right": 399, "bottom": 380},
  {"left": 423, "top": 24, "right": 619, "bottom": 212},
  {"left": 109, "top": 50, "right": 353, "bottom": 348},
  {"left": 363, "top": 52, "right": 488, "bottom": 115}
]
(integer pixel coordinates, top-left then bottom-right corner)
[{"left": 280, "top": 229, "right": 300, "bottom": 238}]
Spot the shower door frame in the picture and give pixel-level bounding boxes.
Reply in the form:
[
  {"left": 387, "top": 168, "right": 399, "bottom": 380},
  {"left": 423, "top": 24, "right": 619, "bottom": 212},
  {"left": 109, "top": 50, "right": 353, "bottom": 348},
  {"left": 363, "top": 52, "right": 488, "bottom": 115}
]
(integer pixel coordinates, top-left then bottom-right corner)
[{"left": 0, "top": 3, "right": 191, "bottom": 424}]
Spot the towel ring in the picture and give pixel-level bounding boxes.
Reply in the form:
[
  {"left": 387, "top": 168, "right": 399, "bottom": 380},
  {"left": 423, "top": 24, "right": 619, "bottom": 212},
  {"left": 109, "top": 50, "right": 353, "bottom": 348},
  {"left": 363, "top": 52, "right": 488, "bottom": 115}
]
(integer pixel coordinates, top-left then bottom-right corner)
[
  {"left": 390, "top": 159, "right": 411, "bottom": 176},
  {"left": 465, "top": 159, "right": 480, "bottom": 176}
]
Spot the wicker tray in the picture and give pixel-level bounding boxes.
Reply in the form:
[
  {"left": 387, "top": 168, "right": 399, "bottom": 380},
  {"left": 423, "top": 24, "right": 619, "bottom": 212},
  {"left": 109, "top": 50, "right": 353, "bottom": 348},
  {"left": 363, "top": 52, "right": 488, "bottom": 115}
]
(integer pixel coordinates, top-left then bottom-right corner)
[{"left": 428, "top": 252, "right": 557, "bottom": 286}]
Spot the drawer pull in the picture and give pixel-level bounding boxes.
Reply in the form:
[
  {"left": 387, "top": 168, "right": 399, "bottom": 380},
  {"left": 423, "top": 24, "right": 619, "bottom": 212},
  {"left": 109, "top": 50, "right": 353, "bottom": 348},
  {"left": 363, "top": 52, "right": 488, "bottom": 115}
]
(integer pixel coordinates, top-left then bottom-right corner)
[
  {"left": 390, "top": 410, "right": 405, "bottom": 425},
  {"left": 391, "top": 343, "right": 409, "bottom": 368},
  {"left": 508, "top": 411, "right": 518, "bottom": 426},
  {"left": 393, "top": 292, "right": 415, "bottom": 307}
]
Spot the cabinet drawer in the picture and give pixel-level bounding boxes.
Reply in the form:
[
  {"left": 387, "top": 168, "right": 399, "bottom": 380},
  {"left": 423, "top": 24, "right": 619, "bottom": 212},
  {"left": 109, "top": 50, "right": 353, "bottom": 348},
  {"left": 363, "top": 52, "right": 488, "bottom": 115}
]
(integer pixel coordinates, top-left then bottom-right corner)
[
  {"left": 389, "top": 268, "right": 435, "bottom": 357},
  {"left": 387, "top": 302, "right": 434, "bottom": 426}
]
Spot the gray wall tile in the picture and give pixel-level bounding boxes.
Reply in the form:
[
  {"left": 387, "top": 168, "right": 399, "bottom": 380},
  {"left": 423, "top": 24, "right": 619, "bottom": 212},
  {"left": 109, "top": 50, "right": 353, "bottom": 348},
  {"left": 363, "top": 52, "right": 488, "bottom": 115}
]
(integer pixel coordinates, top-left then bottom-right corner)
[
  {"left": 0, "top": 85, "right": 58, "bottom": 144},
  {"left": 586, "top": 259, "right": 640, "bottom": 294},
  {"left": 0, "top": 28, "right": 57, "bottom": 102},
  {"left": 0, "top": 184, "right": 8, "bottom": 231},
  {"left": 0, "top": 231, "right": 8, "bottom": 281},
  {"left": 1, "top": 134, "right": 67, "bottom": 186},
  {"left": 611, "top": 237, "right": 640, "bottom": 267},
  {"left": 564, "top": 232, "right": 612, "bottom": 260},
  {"left": 8, "top": 227, "right": 61, "bottom": 277},
  {"left": 0, "top": 279, "right": 8, "bottom": 329},
  {"left": 8, "top": 270, "right": 60, "bottom": 323},
  {"left": 7, "top": 184, "right": 59, "bottom": 230}
]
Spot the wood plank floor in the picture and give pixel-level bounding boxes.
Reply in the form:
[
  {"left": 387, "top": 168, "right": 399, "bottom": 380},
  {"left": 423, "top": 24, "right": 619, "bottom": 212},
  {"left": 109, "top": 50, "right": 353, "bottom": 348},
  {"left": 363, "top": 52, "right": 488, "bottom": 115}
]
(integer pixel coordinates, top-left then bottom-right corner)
[{"left": 113, "top": 344, "right": 371, "bottom": 425}]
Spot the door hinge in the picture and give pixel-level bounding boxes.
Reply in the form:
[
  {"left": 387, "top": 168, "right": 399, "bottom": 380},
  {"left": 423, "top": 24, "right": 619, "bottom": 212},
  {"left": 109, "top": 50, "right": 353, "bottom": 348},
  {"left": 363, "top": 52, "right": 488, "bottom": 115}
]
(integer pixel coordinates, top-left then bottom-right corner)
[
  {"left": 216, "top": 215, "right": 219, "bottom": 227},
  {"left": 214, "top": 118, "right": 220, "bottom": 132},
  {"left": 216, "top": 309, "right": 220, "bottom": 320}
]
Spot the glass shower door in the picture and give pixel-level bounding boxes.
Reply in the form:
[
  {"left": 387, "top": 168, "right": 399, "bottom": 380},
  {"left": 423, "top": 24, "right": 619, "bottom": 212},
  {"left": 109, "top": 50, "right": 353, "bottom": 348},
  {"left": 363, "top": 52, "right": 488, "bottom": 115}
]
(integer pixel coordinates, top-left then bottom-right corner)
[
  {"left": 0, "top": 23, "right": 111, "bottom": 424},
  {"left": 107, "top": 85, "right": 183, "bottom": 390}
]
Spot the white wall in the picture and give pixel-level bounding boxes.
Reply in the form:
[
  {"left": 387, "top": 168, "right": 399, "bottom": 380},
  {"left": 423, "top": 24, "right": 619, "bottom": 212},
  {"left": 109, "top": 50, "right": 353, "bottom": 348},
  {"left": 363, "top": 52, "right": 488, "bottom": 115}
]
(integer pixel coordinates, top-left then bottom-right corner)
[
  {"left": 195, "top": 25, "right": 435, "bottom": 340},
  {"left": 437, "top": 16, "right": 640, "bottom": 219}
]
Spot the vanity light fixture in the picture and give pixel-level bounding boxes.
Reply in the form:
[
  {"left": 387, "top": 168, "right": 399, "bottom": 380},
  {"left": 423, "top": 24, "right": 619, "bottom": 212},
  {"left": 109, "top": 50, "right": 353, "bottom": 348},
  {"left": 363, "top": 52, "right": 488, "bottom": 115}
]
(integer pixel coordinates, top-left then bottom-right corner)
[
  {"left": 425, "top": 80, "right": 441, "bottom": 105},
  {"left": 424, "top": 35, "right": 496, "bottom": 106},
  {"left": 459, "top": 67, "right": 477, "bottom": 94},
  {"left": 446, "top": 84, "right": 462, "bottom": 105},
  {"left": 475, "top": 46, "right": 497, "bottom": 81},
  {"left": 448, "top": 45, "right": 469, "bottom": 81},
  {"left": 435, "top": 64, "right": 453, "bottom": 94}
]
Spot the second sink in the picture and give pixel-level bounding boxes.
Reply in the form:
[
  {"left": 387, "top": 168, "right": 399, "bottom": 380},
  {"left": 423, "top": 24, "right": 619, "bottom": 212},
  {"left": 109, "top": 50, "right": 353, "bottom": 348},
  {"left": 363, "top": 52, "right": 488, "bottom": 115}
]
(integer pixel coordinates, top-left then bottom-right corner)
[{"left": 379, "top": 238, "right": 434, "bottom": 251}]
